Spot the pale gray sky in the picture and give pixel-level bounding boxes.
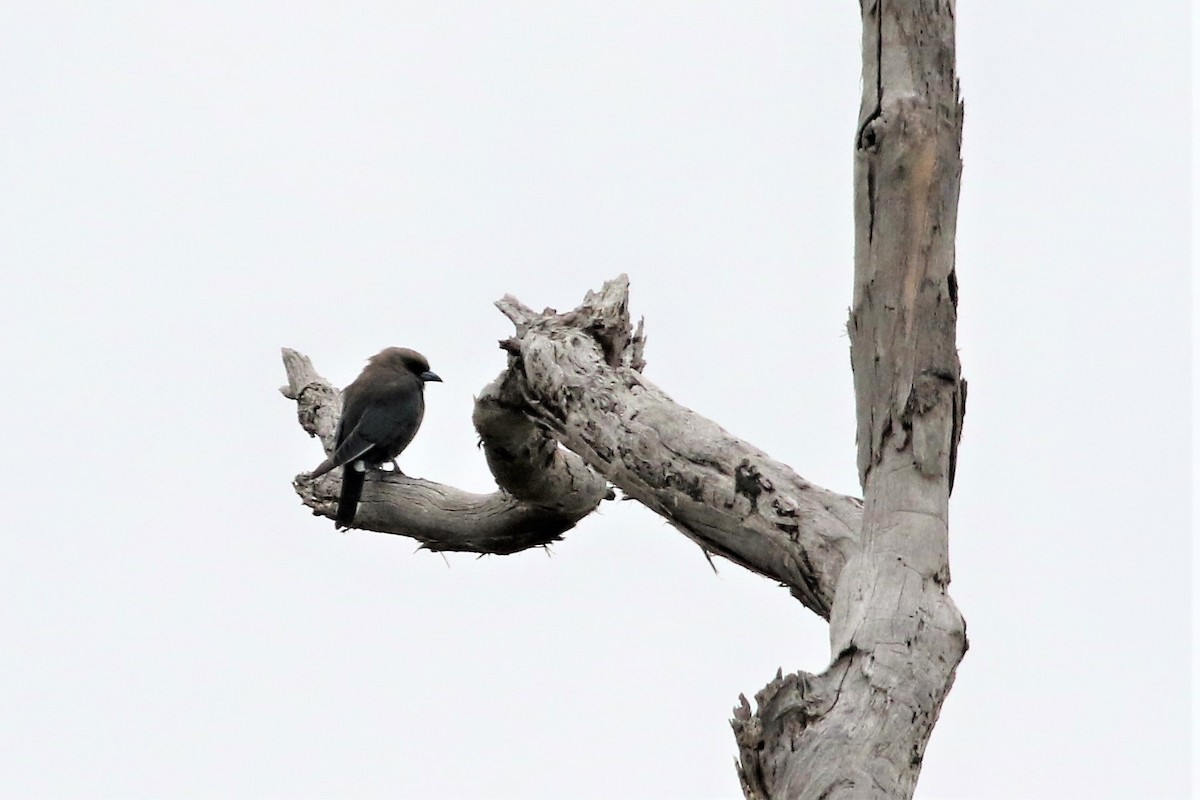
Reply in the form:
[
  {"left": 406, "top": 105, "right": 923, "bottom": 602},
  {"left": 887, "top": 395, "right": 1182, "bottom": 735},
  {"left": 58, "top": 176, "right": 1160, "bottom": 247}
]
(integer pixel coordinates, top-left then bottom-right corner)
[{"left": 1, "top": 3, "right": 1192, "bottom": 799}]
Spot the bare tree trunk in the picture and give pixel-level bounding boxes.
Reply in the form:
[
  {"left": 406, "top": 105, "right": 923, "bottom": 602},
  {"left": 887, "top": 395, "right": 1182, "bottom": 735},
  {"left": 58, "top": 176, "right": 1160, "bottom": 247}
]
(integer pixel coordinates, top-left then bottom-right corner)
[
  {"left": 281, "top": 2, "right": 966, "bottom": 796},
  {"left": 732, "top": 2, "right": 968, "bottom": 796}
]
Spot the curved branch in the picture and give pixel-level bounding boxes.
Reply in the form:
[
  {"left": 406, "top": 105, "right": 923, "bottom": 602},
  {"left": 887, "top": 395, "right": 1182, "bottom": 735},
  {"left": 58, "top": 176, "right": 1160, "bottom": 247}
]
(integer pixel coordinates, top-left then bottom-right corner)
[
  {"left": 281, "top": 348, "right": 609, "bottom": 555},
  {"left": 282, "top": 276, "right": 861, "bottom": 613}
]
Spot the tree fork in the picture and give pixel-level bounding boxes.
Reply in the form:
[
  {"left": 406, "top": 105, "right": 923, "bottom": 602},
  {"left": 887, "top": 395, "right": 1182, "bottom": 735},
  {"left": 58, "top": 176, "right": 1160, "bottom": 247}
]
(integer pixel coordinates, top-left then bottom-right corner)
[{"left": 281, "top": 2, "right": 968, "bottom": 794}]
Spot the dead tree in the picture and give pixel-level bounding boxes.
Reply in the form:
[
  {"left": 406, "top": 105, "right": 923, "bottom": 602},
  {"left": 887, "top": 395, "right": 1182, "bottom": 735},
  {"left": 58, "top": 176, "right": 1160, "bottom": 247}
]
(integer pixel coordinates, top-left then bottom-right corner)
[{"left": 281, "top": 2, "right": 965, "bottom": 796}]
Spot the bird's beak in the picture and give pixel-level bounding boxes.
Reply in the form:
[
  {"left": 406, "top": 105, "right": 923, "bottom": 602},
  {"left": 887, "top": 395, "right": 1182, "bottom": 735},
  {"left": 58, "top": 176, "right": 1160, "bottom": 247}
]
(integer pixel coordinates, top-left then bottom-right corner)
[{"left": 421, "top": 370, "right": 443, "bottom": 383}]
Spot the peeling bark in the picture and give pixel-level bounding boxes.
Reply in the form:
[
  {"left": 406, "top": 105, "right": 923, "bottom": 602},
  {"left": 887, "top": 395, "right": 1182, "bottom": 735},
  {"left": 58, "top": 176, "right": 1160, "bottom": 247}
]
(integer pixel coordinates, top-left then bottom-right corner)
[
  {"left": 733, "top": 1, "right": 968, "bottom": 797},
  {"left": 281, "top": 348, "right": 608, "bottom": 554},
  {"left": 490, "top": 277, "right": 862, "bottom": 616},
  {"left": 282, "top": 278, "right": 863, "bottom": 613},
  {"left": 280, "top": 1, "right": 966, "bottom": 793}
]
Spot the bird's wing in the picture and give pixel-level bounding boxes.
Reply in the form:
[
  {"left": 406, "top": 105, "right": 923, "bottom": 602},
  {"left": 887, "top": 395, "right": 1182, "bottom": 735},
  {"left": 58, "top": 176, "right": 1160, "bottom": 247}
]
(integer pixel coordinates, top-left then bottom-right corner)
[
  {"left": 327, "top": 410, "right": 387, "bottom": 468},
  {"left": 331, "top": 392, "right": 423, "bottom": 467},
  {"left": 309, "top": 373, "right": 424, "bottom": 478},
  {"left": 309, "top": 405, "right": 384, "bottom": 478}
]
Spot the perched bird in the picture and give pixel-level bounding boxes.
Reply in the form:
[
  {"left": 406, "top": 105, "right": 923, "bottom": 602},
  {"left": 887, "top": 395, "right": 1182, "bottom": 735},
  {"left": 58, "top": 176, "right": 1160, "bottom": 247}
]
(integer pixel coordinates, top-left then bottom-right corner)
[{"left": 310, "top": 347, "right": 441, "bottom": 528}]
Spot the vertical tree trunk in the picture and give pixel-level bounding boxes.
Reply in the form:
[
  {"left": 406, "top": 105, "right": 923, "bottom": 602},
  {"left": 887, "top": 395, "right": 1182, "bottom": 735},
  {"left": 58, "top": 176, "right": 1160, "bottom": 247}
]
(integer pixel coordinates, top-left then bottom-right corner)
[
  {"left": 284, "top": 4, "right": 968, "bottom": 795},
  {"left": 841, "top": 0, "right": 969, "bottom": 792},
  {"left": 733, "top": 2, "right": 967, "bottom": 797}
]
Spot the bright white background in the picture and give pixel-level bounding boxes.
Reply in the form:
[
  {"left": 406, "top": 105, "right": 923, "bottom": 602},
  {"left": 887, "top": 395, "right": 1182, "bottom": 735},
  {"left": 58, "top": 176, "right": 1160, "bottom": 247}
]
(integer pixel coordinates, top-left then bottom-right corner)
[{"left": 1, "top": 3, "right": 1192, "bottom": 799}]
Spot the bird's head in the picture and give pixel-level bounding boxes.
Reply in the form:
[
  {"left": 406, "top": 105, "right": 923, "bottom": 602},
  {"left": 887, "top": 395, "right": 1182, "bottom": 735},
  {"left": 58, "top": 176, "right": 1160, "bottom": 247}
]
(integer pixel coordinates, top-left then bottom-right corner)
[{"left": 370, "top": 347, "right": 442, "bottom": 383}]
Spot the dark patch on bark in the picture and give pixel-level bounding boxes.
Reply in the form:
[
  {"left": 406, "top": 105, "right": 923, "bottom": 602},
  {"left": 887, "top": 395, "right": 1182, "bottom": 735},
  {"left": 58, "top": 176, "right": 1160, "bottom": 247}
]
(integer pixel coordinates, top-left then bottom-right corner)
[
  {"left": 735, "top": 459, "right": 772, "bottom": 511},
  {"left": 949, "top": 378, "right": 967, "bottom": 493}
]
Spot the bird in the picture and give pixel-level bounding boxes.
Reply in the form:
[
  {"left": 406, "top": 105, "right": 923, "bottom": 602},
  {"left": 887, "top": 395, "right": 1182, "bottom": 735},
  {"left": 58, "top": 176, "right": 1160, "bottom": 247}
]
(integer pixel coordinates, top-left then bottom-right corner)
[{"left": 309, "top": 347, "right": 441, "bottom": 528}]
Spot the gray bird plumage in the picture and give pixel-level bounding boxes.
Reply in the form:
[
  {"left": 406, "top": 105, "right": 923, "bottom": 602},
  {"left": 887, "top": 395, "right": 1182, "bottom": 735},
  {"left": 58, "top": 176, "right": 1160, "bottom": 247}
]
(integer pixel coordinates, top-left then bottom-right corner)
[{"left": 310, "top": 347, "right": 441, "bottom": 528}]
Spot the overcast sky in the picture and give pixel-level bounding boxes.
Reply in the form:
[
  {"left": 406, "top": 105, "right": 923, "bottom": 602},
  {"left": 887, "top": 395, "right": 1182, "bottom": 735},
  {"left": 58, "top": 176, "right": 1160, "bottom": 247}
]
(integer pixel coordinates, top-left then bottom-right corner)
[{"left": 1, "top": 3, "right": 1193, "bottom": 799}]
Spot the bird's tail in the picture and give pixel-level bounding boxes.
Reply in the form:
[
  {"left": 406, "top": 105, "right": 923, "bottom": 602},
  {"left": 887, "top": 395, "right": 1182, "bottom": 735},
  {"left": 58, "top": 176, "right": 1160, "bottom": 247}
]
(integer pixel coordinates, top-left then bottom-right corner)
[{"left": 336, "top": 465, "right": 365, "bottom": 529}]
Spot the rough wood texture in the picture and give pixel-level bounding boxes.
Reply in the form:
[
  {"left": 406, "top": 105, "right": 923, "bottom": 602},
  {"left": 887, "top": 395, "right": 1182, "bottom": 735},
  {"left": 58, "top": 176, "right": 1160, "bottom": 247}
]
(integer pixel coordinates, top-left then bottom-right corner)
[
  {"left": 281, "top": 4, "right": 967, "bottom": 788},
  {"left": 282, "top": 278, "right": 863, "bottom": 613},
  {"left": 731, "top": 2, "right": 969, "bottom": 797},
  {"left": 494, "top": 276, "right": 863, "bottom": 617},
  {"left": 281, "top": 348, "right": 609, "bottom": 554}
]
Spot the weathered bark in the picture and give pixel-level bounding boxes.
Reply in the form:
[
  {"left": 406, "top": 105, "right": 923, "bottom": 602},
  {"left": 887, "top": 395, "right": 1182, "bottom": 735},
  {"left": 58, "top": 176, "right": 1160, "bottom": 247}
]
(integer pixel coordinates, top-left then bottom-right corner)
[
  {"left": 492, "top": 279, "right": 864, "bottom": 616},
  {"left": 731, "top": 2, "right": 968, "bottom": 797},
  {"left": 281, "top": 2, "right": 966, "bottom": 792},
  {"left": 282, "top": 281, "right": 863, "bottom": 613},
  {"left": 281, "top": 347, "right": 610, "bottom": 554}
]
